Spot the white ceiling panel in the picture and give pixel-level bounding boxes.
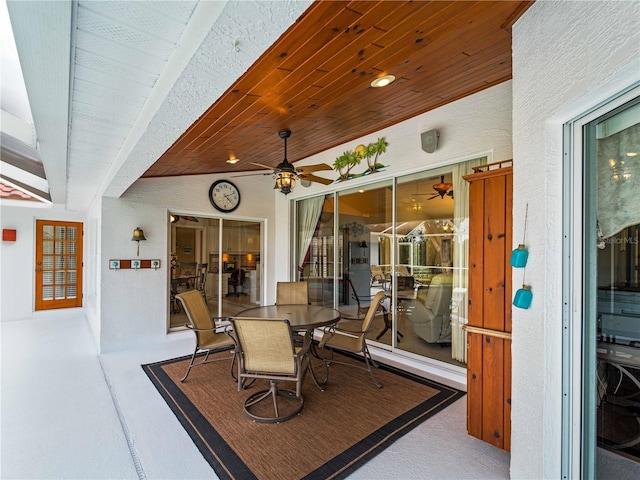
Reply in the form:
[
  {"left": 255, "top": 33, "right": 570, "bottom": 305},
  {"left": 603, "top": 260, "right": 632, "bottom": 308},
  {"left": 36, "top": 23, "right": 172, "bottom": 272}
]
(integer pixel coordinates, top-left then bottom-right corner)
[
  {"left": 8, "top": 0, "right": 310, "bottom": 209},
  {"left": 63, "top": 0, "right": 203, "bottom": 208}
]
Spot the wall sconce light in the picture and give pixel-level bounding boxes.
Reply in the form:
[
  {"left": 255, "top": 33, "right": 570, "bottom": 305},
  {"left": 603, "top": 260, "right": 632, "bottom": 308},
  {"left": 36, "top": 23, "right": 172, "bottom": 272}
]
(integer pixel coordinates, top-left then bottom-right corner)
[{"left": 131, "top": 227, "right": 146, "bottom": 256}]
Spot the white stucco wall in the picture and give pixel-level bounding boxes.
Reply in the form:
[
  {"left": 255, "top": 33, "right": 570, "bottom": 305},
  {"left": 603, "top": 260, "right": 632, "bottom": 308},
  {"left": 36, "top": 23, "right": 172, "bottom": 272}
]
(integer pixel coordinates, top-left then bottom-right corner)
[
  {"left": 98, "top": 173, "right": 278, "bottom": 352},
  {"left": 511, "top": 1, "right": 640, "bottom": 478},
  {"left": 0, "top": 204, "right": 86, "bottom": 322},
  {"left": 288, "top": 82, "right": 513, "bottom": 201},
  {"left": 96, "top": 80, "right": 513, "bottom": 353}
]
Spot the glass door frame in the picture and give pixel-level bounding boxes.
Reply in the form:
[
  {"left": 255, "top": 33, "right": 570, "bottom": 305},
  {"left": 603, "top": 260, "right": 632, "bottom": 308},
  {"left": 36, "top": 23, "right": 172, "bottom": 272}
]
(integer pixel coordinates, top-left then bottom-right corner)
[
  {"left": 291, "top": 165, "right": 471, "bottom": 366},
  {"left": 168, "top": 213, "right": 264, "bottom": 326},
  {"left": 562, "top": 84, "right": 640, "bottom": 479}
]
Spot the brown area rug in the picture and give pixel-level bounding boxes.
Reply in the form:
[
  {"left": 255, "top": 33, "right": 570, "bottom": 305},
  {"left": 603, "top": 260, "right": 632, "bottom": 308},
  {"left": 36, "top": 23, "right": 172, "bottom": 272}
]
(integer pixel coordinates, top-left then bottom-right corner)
[{"left": 143, "top": 350, "right": 464, "bottom": 480}]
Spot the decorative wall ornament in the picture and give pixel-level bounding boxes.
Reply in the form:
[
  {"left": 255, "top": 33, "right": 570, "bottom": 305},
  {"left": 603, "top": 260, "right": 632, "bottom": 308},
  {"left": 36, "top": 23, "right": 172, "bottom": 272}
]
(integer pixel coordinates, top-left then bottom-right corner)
[
  {"left": 512, "top": 203, "right": 532, "bottom": 309},
  {"left": 333, "top": 137, "right": 388, "bottom": 182}
]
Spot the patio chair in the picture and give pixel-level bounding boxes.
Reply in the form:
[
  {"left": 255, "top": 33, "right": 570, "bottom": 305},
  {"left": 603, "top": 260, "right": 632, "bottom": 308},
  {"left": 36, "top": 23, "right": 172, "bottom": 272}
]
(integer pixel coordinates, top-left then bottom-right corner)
[
  {"left": 370, "top": 265, "right": 388, "bottom": 289},
  {"left": 178, "top": 261, "right": 198, "bottom": 289},
  {"left": 176, "top": 290, "right": 236, "bottom": 382},
  {"left": 230, "top": 316, "right": 310, "bottom": 423},
  {"left": 196, "top": 263, "right": 208, "bottom": 300},
  {"left": 276, "top": 281, "right": 309, "bottom": 305},
  {"left": 319, "top": 290, "right": 386, "bottom": 388},
  {"left": 228, "top": 268, "right": 246, "bottom": 296}
]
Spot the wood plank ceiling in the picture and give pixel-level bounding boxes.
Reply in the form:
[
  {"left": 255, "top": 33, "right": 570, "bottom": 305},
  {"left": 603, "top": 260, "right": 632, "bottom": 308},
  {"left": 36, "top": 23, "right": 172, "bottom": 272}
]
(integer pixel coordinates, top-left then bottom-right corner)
[{"left": 143, "top": 0, "right": 532, "bottom": 179}]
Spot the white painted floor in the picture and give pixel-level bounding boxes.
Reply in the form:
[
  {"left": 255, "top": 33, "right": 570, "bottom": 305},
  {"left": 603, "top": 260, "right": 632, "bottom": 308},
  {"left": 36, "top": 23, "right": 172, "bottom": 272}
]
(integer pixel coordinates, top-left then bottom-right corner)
[{"left": 1, "top": 314, "right": 510, "bottom": 479}]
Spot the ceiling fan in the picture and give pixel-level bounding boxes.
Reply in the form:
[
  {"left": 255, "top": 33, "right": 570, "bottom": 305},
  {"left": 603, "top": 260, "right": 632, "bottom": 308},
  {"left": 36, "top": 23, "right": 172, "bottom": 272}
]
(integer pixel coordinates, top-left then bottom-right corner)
[
  {"left": 425, "top": 175, "right": 454, "bottom": 200},
  {"left": 409, "top": 175, "right": 454, "bottom": 202},
  {"left": 234, "top": 130, "right": 333, "bottom": 194}
]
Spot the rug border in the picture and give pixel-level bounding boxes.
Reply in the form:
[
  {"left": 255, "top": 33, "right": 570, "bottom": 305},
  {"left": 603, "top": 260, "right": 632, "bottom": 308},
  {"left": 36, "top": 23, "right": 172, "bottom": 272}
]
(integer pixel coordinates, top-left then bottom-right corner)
[{"left": 142, "top": 353, "right": 465, "bottom": 480}]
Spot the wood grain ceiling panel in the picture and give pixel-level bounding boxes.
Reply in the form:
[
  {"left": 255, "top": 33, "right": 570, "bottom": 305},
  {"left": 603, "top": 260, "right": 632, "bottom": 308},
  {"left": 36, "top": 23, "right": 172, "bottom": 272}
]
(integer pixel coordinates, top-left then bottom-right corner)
[{"left": 143, "top": 1, "right": 533, "bottom": 179}]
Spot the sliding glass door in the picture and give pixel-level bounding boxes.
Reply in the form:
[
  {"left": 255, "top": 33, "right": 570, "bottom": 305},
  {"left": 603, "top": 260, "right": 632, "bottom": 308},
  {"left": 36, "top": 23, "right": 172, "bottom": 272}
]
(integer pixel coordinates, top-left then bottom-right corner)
[
  {"left": 336, "top": 181, "right": 393, "bottom": 339},
  {"left": 169, "top": 215, "right": 262, "bottom": 328},
  {"left": 294, "top": 157, "right": 486, "bottom": 368},
  {"left": 297, "top": 195, "right": 335, "bottom": 307},
  {"left": 575, "top": 96, "right": 640, "bottom": 476}
]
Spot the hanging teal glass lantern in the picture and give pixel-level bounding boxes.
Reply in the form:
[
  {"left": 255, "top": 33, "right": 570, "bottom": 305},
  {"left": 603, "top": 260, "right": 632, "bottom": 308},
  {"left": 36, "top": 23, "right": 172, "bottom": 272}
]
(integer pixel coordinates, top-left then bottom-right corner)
[
  {"left": 510, "top": 244, "right": 529, "bottom": 268},
  {"left": 513, "top": 285, "right": 533, "bottom": 309}
]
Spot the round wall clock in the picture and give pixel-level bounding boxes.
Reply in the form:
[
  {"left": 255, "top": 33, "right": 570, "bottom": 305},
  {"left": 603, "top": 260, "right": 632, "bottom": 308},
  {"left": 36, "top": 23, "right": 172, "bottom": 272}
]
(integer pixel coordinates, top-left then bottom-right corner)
[{"left": 208, "top": 180, "right": 241, "bottom": 213}]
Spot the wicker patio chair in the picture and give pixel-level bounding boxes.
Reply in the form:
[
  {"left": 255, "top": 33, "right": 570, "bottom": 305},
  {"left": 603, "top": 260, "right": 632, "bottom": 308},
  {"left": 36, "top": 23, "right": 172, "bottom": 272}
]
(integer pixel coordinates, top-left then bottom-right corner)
[
  {"left": 176, "top": 290, "right": 236, "bottom": 382},
  {"left": 276, "top": 281, "right": 309, "bottom": 305},
  {"left": 230, "top": 316, "right": 310, "bottom": 423},
  {"left": 318, "top": 290, "right": 386, "bottom": 388}
]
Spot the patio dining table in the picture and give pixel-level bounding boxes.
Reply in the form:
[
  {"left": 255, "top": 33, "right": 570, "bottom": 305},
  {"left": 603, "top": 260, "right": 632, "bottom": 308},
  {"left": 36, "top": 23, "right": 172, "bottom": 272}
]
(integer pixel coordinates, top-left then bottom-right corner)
[{"left": 236, "top": 304, "right": 341, "bottom": 389}]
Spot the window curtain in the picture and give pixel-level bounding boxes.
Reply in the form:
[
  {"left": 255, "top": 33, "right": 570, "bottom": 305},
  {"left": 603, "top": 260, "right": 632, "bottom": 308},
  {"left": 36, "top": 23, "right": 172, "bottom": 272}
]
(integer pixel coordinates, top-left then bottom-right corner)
[
  {"left": 597, "top": 122, "right": 640, "bottom": 240},
  {"left": 451, "top": 157, "right": 486, "bottom": 363},
  {"left": 297, "top": 196, "right": 326, "bottom": 280}
]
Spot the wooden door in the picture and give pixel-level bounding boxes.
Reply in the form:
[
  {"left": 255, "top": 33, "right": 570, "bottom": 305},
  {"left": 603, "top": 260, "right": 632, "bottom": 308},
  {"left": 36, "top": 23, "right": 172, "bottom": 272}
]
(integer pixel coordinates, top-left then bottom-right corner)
[
  {"left": 35, "top": 220, "right": 83, "bottom": 310},
  {"left": 464, "top": 162, "right": 512, "bottom": 451}
]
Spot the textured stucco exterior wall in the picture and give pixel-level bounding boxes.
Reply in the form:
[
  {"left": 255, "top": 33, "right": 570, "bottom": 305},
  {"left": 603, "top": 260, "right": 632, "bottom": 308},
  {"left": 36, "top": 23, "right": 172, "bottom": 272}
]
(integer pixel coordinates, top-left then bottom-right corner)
[
  {"left": 96, "top": 80, "right": 514, "bottom": 352},
  {"left": 511, "top": 1, "right": 640, "bottom": 478},
  {"left": 99, "top": 172, "right": 277, "bottom": 352}
]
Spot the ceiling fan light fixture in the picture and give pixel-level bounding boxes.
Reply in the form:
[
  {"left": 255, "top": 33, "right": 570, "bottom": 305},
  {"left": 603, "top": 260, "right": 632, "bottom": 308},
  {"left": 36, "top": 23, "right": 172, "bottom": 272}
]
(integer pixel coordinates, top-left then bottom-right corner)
[
  {"left": 432, "top": 181, "right": 453, "bottom": 191},
  {"left": 371, "top": 74, "right": 395, "bottom": 88},
  {"left": 275, "top": 171, "right": 295, "bottom": 194},
  {"left": 274, "top": 129, "right": 299, "bottom": 195}
]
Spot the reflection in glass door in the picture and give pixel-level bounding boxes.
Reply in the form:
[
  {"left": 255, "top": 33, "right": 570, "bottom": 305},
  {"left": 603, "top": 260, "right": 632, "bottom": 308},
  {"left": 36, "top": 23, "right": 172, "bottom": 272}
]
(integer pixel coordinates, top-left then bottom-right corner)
[
  {"left": 169, "top": 215, "right": 262, "bottom": 328},
  {"left": 297, "top": 195, "right": 334, "bottom": 307},
  {"left": 393, "top": 165, "right": 483, "bottom": 368},
  {"left": 336, "top": 182, "right": 393, "bottom": 339},
  {"left": 294, "top": 158, "right": 486, "bottom": 368},
  {"left": 220, "top": 219, "right": 262, "bottom": 317},
  {"left": 583, "top": 98, "right": 640, "bottom": 475}
]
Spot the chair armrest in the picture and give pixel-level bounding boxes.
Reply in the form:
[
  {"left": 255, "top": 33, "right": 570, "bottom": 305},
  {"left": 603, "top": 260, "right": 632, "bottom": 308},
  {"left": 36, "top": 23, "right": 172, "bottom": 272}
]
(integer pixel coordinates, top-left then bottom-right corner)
[{"left": 185, "top": 322, "right": 233, "bottom": 334}]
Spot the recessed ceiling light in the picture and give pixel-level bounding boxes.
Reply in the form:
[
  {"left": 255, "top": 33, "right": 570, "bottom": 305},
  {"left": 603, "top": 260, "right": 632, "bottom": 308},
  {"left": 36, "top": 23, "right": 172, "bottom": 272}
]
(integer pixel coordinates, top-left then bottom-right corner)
[
  {"left": 226, "top": 155, "right": 239, "bottom": 164},
  {"left": 371, "top": 75, "right": 395, "bottom": 88}
]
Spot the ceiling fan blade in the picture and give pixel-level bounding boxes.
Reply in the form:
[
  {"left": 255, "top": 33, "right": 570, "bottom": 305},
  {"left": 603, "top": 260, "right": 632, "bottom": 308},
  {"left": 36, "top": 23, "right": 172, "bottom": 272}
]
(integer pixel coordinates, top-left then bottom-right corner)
[
  {"left": 181, "top": 216, "right": 199, "bottom": 222},
  {"left": 232, "top": 172, "right": 272, "bottom": 178},
  {"left": 295, "top": 163, "right": 332, "bottom": 173},
  {"left": 299, "top": 173, "right": 333, "bottom": 185},
  {"left": 426, "top": 194, "right": 439, "bottom": 200},
  {"left": 249, "top": 162, "right": 276, "bottom": 171}
]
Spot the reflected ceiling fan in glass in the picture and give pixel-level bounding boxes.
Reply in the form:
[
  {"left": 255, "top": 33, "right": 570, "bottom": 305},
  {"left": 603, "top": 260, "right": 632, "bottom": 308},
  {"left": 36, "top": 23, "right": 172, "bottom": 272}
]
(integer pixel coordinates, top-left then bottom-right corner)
[
  {"left": 408, "top": 175, "right": 454, "bottom": 201},
  {"left": 428, "top": 175, "right": 454, "bottom": 200}
]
